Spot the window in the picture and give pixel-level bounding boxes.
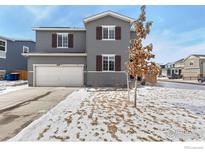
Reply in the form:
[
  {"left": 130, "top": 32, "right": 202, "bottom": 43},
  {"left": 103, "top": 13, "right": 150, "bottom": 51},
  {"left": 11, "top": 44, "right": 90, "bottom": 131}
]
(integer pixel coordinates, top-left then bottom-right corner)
[
  {"left": 102, "top": 26, "right": 115, "bottom": 40},
  {"left": 0, "top": 40, "right": 6, "bottom": 52},
  {"left": 57, "top": 33, "right": 68, "bottom": 48},
  {"left": 190, "top": 61, "right": 194, "bottom": 66},
  {"left": 102, "top": 55, "right": 115, "bottom": 71},
  {"left": 23, "top": 46, "right": 29, "bottom": 53}
]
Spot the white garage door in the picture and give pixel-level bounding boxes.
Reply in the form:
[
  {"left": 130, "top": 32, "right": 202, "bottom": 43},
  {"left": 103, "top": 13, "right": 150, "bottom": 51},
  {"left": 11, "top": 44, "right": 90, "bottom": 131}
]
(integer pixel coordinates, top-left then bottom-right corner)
[{"left": 35, "top": 64, "right": 84, "bottom": 87}]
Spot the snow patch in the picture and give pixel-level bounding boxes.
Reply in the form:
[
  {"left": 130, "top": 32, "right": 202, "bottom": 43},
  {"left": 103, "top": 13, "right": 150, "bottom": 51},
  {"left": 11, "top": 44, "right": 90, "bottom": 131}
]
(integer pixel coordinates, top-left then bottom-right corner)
[
  {"left": 10, "top": 88, "right": 88, "bottom": 141},
  {"left": 9, "top": 86, "right": 205, "bottom": 141}
]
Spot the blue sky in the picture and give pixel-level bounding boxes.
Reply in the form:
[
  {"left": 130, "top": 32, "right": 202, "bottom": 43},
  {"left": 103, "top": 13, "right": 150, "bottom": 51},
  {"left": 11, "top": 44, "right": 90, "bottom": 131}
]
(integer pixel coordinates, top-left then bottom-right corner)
[{"left": 0, "top": 5, "right": 205, "bottom": 63}]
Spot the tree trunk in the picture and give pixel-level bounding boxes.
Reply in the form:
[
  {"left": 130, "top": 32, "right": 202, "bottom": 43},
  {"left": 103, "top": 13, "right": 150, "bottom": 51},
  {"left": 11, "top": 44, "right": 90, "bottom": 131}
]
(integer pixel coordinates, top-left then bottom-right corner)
[{"left": 134, "top": 78, "right": 137, "bottom": 108}]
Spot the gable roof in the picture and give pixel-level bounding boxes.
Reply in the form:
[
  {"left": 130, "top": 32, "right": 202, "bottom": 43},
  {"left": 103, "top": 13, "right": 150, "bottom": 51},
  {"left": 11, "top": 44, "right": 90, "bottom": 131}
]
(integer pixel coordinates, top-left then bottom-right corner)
[
  {"left": 83, "top": 11, "right": 135, "bottom": 24},
  {"left": 184, "top": 54, "right": 205, "bottom": 61},
  {"left": 174, "top": 58, "right": 184, "bottom": 63}
]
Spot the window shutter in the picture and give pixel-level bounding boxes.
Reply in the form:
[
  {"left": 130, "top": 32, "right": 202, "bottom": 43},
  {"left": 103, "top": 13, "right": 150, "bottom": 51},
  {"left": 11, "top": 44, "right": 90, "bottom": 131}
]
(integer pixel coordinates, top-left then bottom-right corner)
[
  {"left": 115, "top": 27, "right": 121, "bottom": 40},
  {"left": 96, "top": 55, "right": 102, "bottom": 71},
  {"left": 52, "top": 33, "right": 57, "bottom": 48},
  {"left": 115, "top": 55, "right": 121, "bottom": 71},
  {"left": 68, "top": 34, "right": 73, "bottom": 48},
  {"left": 96, "top": 27, "right": 102, "bottom": 40}
]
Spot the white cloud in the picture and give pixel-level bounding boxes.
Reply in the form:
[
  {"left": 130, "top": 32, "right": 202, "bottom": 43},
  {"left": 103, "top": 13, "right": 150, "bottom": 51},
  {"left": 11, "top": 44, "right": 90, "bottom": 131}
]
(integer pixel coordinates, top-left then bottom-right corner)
[
  {"left": 143, "top": 28, "right": 205, "bottom": 64},
  {"left": 24, "top": 6, "right": 57, "bottom": 22}
]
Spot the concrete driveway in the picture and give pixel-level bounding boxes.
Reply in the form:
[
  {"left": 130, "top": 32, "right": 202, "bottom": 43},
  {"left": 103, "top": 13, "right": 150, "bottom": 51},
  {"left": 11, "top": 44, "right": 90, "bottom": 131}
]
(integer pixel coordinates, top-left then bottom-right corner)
[{"left": 0, "top": 87, "right": 76, "bottom": 141}]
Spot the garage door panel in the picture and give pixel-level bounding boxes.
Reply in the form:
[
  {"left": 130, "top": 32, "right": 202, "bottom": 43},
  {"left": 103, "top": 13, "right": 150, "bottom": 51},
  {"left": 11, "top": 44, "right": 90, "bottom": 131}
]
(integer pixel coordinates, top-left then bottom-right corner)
[{"left": 35, "top": 65, "right": 83, "bottom": 87}]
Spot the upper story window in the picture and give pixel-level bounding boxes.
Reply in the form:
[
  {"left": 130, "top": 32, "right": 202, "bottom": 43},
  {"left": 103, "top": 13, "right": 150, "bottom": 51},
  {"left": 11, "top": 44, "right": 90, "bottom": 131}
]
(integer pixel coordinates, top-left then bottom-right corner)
[
  {"left": 52, "top": 33, "right": 73, "bottom": 48},
  {"left": 57, "top": 33, "right": 68, "bottom": 48},
  {"left": 0, "top": 39, "right": 6, "bottom": 52},
  {"left": 23, "top": 46, "right": 29, "bottom": 53},
  {"left": 102, "top": 26, "right": 115, "bottom": 40},
  {"left": 102, "top": 54, "right": 115, "bottom": 71},
  {"left": 190, "top": 61, "right": 194, "bottom": 66}
]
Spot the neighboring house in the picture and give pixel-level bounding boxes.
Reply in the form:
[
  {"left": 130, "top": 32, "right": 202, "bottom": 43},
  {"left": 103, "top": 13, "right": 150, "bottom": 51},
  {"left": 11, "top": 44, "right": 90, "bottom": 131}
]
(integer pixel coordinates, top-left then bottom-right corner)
[
  {"left": 0, "top": 35, "right": 35, "bottom": 75},
  {"left": 159, "top": 64, "right": 166, "bottom": 77},
  {"left": 172, "top": 58, "right": 184, "bottom": 76},
  {"left": 161, "top": 59, "right": 184, "bottom": 78},
  {"left": 23, "top": 11, "right": 135, "bottom": 87},
  {"left": 182, "top": 54, "right": 205, "bottom": 80},
  {"left": 162, "top": 62, "right": 174, "bottom": 77}
]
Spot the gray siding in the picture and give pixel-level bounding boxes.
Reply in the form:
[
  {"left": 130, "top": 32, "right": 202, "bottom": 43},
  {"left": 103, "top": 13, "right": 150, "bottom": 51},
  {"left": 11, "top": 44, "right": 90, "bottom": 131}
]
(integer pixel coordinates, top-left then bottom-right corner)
[
  {"left": 130, "top": 30, "right": 136, "bottom": 39},
  {"left": 85, "top": 16, "right": 131, "bottom": 86},
  {"left": 0, "top": 39, "right": 35, "bottom": 72},
  {"left": 28, "top": 56, "right": 86, "bottom": 86},
  {"left": 87, "top": 72, "right": 127, "bottom": 87},
  {"left": 86, "top": 16, "right": 130, "bottom": 71},
  {"left": 35, "top": 31, "right": 86, "bottom": 53}
]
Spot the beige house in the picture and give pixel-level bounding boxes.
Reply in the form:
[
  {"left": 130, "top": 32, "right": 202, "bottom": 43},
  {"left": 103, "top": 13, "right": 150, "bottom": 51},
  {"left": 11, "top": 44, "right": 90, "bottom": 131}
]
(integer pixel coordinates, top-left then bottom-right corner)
[{"left": 182, "top": 54, "right": 205, "bottom": 80}]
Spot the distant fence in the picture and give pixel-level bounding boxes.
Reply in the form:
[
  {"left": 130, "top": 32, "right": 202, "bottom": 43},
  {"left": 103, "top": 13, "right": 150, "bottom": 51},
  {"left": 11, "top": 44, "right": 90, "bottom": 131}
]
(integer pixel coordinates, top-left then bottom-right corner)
[{"left": 183, "top": 76, "right": 198, "bottom": 80}]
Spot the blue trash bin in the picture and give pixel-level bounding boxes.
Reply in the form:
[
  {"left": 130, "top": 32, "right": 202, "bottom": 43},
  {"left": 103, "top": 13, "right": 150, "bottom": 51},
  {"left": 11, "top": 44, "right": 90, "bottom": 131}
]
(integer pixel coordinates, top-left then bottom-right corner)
[
  {"left": 5, "top": 73, "right": 20, "bottom": 81},
  {"left": 10, "top": 73, "right": 20, "bottom": 81}
]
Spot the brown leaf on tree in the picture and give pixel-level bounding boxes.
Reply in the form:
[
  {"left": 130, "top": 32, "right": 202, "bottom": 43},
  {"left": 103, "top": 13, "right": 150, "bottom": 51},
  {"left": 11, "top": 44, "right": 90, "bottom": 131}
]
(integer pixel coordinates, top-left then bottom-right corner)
[{"left": 127, "top": 5, "right": 160, "bottom": 83}]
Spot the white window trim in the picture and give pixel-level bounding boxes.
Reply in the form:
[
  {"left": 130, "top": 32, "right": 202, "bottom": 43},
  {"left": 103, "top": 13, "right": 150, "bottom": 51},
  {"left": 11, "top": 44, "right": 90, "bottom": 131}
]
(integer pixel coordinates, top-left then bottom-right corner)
[
  {"left": 102, "top": 54, "right": 115, "bottom": 72},
  {"left": 102, "top": 25, "right": 116, "bottom": 41},
  {"left": 0, "top": 39, "right": 7, "bottom": 53},
  {"left": 23, "top": 46, "right": 29, "bottom": 53},
  {"left": 57, "top": 33, "right": 69, "bottom": 48}
]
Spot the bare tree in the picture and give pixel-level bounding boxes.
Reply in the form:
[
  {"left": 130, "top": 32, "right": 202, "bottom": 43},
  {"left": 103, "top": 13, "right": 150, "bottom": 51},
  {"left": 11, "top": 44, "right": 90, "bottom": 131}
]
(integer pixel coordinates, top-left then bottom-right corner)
[{"left": 127, "top": 5, "right": 160, "bottom": 108}]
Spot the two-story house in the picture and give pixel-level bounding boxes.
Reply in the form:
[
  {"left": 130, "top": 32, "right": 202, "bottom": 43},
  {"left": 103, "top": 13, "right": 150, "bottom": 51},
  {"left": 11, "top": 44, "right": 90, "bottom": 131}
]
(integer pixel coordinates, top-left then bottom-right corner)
[
  {"left": 23, "top": 11, "right": 135, "bottom": 87},
  {"left": 182, "top": 54, "right": 205, "bottom": 80},
  {"left": 0, "top": 35, "right": 35, "bottom": 76}
]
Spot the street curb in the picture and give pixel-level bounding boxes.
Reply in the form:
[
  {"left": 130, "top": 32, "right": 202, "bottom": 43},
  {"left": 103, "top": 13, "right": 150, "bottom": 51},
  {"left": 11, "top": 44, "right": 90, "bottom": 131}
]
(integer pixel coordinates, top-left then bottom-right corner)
[{"left": 158, "top": 79, "right": 205, "bottom": 86}]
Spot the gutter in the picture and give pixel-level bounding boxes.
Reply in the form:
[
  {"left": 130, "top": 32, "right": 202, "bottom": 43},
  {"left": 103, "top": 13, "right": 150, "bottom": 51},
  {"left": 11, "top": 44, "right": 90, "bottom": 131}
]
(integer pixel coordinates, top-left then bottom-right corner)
[
  {"left": 22, "top": 53, "right": 87, "bottom": 57},
  {"left": 32, "top": 28, "right": 86, "bottom": 31}
]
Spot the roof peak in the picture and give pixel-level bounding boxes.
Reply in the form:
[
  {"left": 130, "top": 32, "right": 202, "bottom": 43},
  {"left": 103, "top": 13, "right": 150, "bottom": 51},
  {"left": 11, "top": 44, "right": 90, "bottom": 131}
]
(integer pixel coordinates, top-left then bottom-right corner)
[{"left": 83, "top": 10, "right": 135, "bottom": 24}]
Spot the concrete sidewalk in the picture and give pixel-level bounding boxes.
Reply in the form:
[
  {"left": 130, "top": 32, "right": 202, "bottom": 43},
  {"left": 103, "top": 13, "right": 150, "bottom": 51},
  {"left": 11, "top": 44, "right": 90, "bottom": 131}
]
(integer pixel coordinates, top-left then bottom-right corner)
[
  {"left": 158, "top": 78, "right": 205, "bottom": 85},
  {"left": 0, "top": 87, "right": 76, "bottom": 141}
]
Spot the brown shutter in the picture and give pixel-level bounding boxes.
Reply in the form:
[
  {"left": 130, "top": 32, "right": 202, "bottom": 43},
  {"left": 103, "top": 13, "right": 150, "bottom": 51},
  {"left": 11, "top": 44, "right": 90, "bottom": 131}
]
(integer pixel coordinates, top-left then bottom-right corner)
[
  {"left": 68, "top": 34, "right": 73, "bottom": 48},
  {"left": 96, "top": 27, "right": 102, "bottom": 40},
  {"left": 115, "top": 27, "right": 121, "bottom": 40},
  {"left": 52, "top": 33, "right": 57, "bottom": 48},
  {"left": 96, "top": 55, "right": 102, "bottom": 71},
  {"left": 115, "top": 55, "right": 121, "bottom": 71}
]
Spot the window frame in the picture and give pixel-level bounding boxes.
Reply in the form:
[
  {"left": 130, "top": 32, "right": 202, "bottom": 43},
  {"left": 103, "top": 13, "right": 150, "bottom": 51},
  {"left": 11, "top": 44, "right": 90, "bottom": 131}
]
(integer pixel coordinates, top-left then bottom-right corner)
[
  {"left": 0, "top": 39, "right": 7, "bottom": 53},
  {"left": 23, "top": 46, "right": 29, "bottom": 53},
  {"left": 102, "top": 25, "right": 115, "bottom": 40},
  {"left": 102, "top": 54, "right": 115, "bottom": 72},
  {"left": 57, "top": 33, "right": 69, "bottom": 48},
  {"left": 190, "top": 61, "right": 194, "bottom": 66}
]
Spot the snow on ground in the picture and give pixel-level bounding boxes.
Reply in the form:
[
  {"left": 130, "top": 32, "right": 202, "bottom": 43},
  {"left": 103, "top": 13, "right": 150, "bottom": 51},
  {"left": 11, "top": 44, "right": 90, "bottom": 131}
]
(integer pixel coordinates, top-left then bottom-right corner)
[
  {"left": 10, "top": 86, "right": 205, "bottom": 141},
  {"left": 0, "top": 80, "right": 28, "bottom": 95}
]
